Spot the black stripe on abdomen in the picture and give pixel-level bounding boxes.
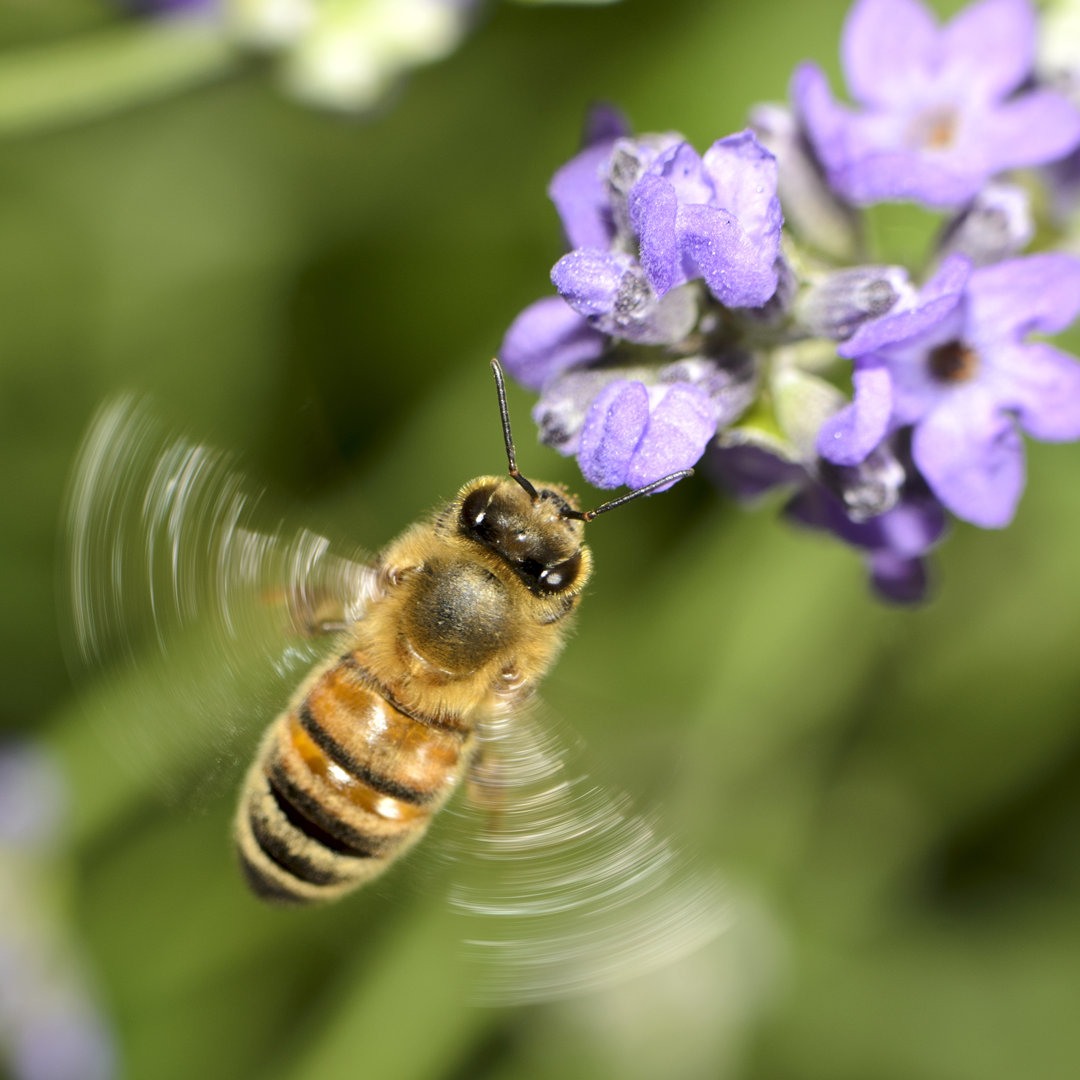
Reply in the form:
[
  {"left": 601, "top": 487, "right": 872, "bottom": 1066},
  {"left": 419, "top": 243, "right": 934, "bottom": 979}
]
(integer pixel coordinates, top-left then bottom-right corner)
[
  {"left": 238, "top": 850, "right": 313, "bottom": 905},
  {"left": 248, "top": 808, "right": 348, "bottom": 887},
  {"left": 296, "top": 700, "right": 435, "bottom": 807},
  {"left": 267, "top": 763, "right": 394, "bottom": 859},
  {"left": 336, "top": 653, "right": 470, "bottom": 738}
]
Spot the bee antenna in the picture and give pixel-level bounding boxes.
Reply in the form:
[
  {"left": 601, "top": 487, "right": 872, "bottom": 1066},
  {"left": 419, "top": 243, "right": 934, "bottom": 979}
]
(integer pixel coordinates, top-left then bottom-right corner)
[
  {"left": 562, "top": 470, "right": 694, "bottom": 522},
  {"left": 490, "top": 358, "right": 538, "bottom": 500}
]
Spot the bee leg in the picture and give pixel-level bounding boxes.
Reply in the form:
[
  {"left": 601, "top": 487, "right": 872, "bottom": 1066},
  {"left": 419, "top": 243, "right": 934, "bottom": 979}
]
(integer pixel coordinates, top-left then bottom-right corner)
[
  {"left": 298, "top": 595, "right": 351, "bottom": 636},
  {"left": 465, "top": 745, "right": 511, "bottom": 840},
  {"left": 261, "top": 587, "right": 350, "bottom": 637}
]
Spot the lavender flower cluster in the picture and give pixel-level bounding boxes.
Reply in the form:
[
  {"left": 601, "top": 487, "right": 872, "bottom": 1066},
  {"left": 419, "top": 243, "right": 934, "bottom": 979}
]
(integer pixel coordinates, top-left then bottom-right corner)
[{"left": 498, "top": 0, "right": 1080, "bottom": 602}]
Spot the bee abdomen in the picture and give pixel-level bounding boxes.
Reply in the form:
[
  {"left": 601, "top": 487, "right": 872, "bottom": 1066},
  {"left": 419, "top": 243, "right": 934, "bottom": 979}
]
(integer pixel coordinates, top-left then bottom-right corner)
[{"left": 235, "top": 654, "right": 471, "bottom": 905}]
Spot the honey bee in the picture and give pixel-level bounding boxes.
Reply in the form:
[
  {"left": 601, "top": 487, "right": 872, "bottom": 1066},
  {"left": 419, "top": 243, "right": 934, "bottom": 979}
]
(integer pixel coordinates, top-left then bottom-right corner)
[
  {"left": 65, "top": 361, "right": 723, "bottom": 1000},
  {"left": 233, "top": 362, "right": 691, "bottom": 904}
]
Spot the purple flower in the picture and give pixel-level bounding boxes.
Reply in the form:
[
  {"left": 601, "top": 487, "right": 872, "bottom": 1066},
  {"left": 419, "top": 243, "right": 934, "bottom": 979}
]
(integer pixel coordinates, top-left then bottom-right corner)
[
  {"left": 120, "top": 0, "right": 216, "bottom": 13},
  {"left": 787, "top": 477, "right": 947, "bottom": 603},
  {"left": 548, "top": 248, "right": 700, "bottom": 347},
  {"left": 818, "top": 253, "right": 1080, "bottom": 527},
  {"left": 498, "top": 107, "right": 782, "bottom": 495},
  {"left": 793, "top": 0, "right": 1080, "bottom": 207},
  {"left": 532, "top": 354, "right": 758, "bottom": 490},
  {"left": 710, "top": 441, "right": 947, "bottom": 603},
  {"left": 547, "top": 116, "right": 784, "bottom": 326},
  {"left": 623, "top": 131, "right": 783, "bottom": 308},
  {"left": 548, "top": 107, "right": 631, "bottom": 252},
  {"left": 577, "top": 380, "right": 716, "bottom": 490},
  {"left": 0, "top": 744, "right": 65, "bottom": 850},
  {"left": 499, "top": 296, "right": 607, "bottom": 391}
]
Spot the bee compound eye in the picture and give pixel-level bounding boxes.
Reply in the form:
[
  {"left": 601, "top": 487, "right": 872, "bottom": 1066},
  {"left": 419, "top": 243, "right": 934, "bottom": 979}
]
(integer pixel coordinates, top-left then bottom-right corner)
[
  {"left": 460, "top": 486, "right": 494, "bottom": 533},
  {"left": 538, "top": 551, "right": 581, "bottom": 594}
]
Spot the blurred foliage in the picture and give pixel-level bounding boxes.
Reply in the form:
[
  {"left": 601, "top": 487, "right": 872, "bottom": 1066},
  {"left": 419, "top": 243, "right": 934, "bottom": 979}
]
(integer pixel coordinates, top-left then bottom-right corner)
[{"left": 3, "top": 0, "right": 1080, "bottom": 1078}]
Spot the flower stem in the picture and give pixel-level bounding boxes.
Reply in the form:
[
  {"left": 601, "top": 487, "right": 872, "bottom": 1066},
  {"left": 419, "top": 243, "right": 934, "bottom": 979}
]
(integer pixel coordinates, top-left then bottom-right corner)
[{"left": 0, "top": 20, "right": 239, "bottom": 139}]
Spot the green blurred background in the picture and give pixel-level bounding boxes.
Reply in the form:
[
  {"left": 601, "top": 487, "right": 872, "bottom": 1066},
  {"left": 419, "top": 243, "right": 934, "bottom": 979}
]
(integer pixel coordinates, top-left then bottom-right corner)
[{"left": 4, "top": 0, "right": 1080, "bottom": 1077}]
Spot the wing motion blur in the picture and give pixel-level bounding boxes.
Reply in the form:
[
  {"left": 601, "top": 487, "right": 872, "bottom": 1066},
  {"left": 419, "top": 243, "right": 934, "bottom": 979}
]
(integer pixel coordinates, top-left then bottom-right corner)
[
  {"left": 450, "top": 707, "right": 731, "bottom": 1005},
  {"left": 63, "top": 395, "right": 376, "bottom": 796}
]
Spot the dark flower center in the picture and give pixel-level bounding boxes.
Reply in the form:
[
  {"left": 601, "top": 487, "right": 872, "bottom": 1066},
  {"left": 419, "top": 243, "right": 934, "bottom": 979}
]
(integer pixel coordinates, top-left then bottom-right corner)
[
  {"left": 928, "top": 340, "right": 979, "bottom": 383},
  {"left": 909, "top": 105, "right": 959, "bottom": 151}
]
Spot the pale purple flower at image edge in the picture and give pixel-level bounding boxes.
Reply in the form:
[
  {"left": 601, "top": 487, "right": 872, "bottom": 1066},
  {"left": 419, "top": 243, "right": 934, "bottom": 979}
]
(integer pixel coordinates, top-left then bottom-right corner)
[
  {"left": 121, "top": 0, "right": 215, "bottom": 13},
  {"left": 792, "top": 0, "right": 1080, "bottom": 207},
  {"left": 818, "top": 254, "right": 1080, "bottom": 528},
  {"left": 0, "top": 744, "right": 117, "bottom": 1080}
]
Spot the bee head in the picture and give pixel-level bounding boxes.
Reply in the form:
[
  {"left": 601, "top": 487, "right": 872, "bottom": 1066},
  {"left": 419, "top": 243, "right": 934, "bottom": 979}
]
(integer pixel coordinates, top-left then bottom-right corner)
[{"left": 458, "top": 477, "right": 586, "bottom": 597}]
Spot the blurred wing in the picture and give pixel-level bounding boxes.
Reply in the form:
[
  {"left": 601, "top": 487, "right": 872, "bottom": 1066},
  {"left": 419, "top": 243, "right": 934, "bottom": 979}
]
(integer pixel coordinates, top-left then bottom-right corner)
[
  {"left": 63, "top": 395, "right": 377, "bottom": 799},
  {"left": 448, "top": 707, "right": 731, "bottom": 1005}
]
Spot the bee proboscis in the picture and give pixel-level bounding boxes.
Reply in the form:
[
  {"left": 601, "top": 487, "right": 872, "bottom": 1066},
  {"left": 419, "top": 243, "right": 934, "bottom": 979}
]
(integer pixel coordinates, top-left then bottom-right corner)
[{"left": 65, "top": 361, "right": 726, "bottom": 1002}]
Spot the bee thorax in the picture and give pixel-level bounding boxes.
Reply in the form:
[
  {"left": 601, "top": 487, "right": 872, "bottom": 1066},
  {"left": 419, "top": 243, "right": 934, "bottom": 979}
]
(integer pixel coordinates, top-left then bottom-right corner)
[{"left": 400, "top": 560, "right": 516, "bottom": 676}]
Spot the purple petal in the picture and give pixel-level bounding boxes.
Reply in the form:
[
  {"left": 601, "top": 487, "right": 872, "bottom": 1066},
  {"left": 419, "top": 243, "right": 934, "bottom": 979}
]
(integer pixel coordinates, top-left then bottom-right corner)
[
  {"left": 551, "top": 248, "right": 630, "bottom": 317},
  {"left": 652, "top": 141, "right": 714, "bottom": 206},
  {"left": 878, "top": 491, "right": 948, "bottom": 556},
  {"left": 499, "top": 296, "right": 607, "bottom": 391},
  {"left": 995, "top": 342, "right": 1080, "bottom": 442},
  {"left": 786, "top": 478, "right": 940, "bottom": 553},
  {"left": 628, "top": 172, "right": 680, "bottom": 296},
  {"left": 701, "top": 131, "right": 782, "bottom": 245},
  {"left": 708, "top": 444, "right": 804, "bottom": 500},
  {"left": 817, "top": 364, "right": 893, "bottom": 465},
  {"left": 841, "top": 254, "right": 971, "bottom": 357},
  {"left": 533, "top": 367, "right": 626, "bottom": 455},
  {"left": 967, "top": 90, "right": 1080, "bottom": 175},
  {"left": 967, "top": 254, "right": 1080, "bottom": 344},
  {"left": 920, "top": 253, "right": 976, "bottom": 306},
  {"left": 842, "top": 0, "right": 940, "bottom": 109},
  {"left": 912, "top": 394, "right": 1025, "bottom": 527},
  {"left": 677, "top": 203, "right": 778, "bottom": 308},
  {"left": 549, "top": 141, "right": 619, "bottom": 251},
  {"left": 794, "top": 71, "right": 983, "bottom": 207},
  {"left": 577, "top": 380, "right": 650, "bottom": 488},
  {"left": 826, "top": 147, "right": 987, "bottom": 208},
  {"left": 939, "top": 0, "right": 1035, "bottom": 105},
  {"left": 582, "top": 102, "right": 630, "bottom": 146},
  {"left": 626, "top": 383, "right": 717, "bottom": 489},
  {"left": 869, "top": 550, "right": 930, "bottom": 603},
  {"left": 791, "top": 63, "right": 853, "bottom": 179}
]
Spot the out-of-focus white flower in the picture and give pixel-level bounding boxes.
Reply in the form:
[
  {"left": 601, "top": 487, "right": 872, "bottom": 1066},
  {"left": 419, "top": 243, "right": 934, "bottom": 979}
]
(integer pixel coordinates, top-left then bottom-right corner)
[
  {"left": 1039, "top": 0, "right": 1080, "bottom": 104},
  {"left": 227, "top": 0, "right": 477, "bottom": 111}
]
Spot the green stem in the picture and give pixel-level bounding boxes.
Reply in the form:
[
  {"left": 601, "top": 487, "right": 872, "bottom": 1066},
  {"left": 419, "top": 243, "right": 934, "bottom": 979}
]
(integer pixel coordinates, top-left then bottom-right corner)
[{"left": 0, "top": 19, "right": 240, "bottom": 139}]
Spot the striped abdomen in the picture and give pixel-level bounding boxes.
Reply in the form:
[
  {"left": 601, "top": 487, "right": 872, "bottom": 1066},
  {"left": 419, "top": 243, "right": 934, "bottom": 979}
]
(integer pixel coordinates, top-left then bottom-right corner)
[{"left": 235, "top": 653, "right": 473, "bottom": 905}]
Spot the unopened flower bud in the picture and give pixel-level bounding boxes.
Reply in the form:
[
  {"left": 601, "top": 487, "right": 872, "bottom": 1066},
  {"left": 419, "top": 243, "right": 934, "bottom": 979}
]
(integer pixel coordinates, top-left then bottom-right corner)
[
  {"left": 750, "top": 103, "right": 860, "bottom": 262},
  {"left": 795, "top": 265, "right": 912, "bottom": 341},
  {"left": 552, "top": 251, "right": 700, "bottom": 345},
  {"left": 937, "top": 182, "right": 1034, "bottom": 267},
  {"left": 816, "top": 444, "right": 905, "bottom": 521}
]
